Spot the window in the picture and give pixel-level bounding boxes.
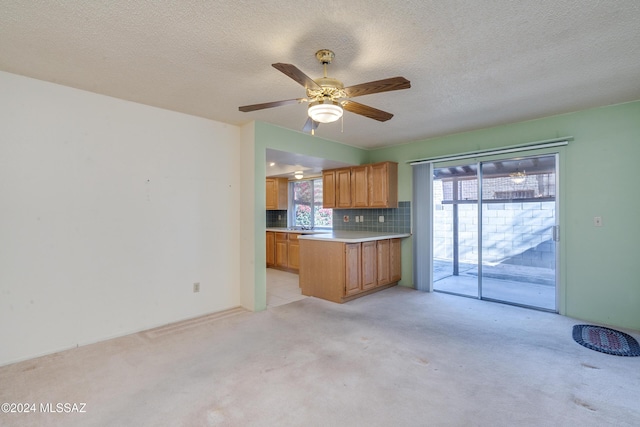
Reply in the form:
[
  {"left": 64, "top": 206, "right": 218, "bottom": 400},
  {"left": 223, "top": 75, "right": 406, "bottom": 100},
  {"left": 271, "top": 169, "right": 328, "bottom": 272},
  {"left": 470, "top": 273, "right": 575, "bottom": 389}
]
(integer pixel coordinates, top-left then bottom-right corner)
[{"left": 289, "top": 178, "right": 332, "bottom": 229}]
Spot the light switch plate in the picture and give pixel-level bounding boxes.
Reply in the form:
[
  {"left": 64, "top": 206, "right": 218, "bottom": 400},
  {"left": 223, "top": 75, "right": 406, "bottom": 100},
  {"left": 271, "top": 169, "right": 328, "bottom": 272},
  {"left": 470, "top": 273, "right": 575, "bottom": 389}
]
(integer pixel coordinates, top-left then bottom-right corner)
[
  {"left": 378, "top": 215, "right": 384, "bottom": 223},
  {"left": 594, "top": 216, "right": 603, "bottom": 227}
]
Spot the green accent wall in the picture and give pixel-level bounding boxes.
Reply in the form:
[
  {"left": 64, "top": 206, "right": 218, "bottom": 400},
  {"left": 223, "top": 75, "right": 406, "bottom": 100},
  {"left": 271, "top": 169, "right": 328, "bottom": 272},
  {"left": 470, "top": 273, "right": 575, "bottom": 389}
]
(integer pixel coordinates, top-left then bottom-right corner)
[
  {"left": 252, "top": 101, "right": 640, "bottom": 331},
  {"left": 368, "top": 100, "right": 640, "bottom": 331}
]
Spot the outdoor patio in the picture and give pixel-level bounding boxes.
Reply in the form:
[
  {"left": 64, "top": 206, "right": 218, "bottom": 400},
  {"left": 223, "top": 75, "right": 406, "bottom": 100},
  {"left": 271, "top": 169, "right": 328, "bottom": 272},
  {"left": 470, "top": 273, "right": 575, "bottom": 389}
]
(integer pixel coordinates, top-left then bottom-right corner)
[{"left": 433, "top": 260, "right": 556, "bottom": 311}]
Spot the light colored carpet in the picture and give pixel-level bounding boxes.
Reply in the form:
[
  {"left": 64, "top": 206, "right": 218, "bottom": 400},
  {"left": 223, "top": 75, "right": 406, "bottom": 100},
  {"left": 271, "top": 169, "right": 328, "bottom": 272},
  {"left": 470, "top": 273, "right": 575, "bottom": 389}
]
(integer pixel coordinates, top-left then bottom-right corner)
[{"left": 1, "top": 287, "right": 639, "bottom": 427}]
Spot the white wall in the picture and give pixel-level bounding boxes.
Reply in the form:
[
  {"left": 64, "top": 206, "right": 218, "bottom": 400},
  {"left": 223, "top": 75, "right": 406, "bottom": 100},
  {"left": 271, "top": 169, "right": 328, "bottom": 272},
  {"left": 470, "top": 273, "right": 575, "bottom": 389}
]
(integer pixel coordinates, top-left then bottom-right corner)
[
  {"left": 239, "top": 122, "right": 257, "bottom": 310},
  {"left": 0, "top": 71, "right": 242, "bottom": 365}
]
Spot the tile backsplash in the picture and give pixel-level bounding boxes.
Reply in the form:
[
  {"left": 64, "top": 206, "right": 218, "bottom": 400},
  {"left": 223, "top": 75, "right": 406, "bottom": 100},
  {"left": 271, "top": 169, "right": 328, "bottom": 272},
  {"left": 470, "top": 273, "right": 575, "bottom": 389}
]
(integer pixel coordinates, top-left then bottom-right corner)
[
  {"left": 267, "top": 202, "right": 411, "bottom": 233},
  {"left": 332, "top": 201, "right": 411, "bottom": 233},
  {"left": 266, "top": 210, "right": 287, "bottom": 228}
]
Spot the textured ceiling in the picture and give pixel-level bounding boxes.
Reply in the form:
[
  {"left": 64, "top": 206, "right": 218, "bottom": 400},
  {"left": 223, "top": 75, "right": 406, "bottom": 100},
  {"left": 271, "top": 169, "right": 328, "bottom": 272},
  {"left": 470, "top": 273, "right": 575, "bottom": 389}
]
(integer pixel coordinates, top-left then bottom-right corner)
[{"left": 1, "top": 1, "right": 639, "bottom": 149}]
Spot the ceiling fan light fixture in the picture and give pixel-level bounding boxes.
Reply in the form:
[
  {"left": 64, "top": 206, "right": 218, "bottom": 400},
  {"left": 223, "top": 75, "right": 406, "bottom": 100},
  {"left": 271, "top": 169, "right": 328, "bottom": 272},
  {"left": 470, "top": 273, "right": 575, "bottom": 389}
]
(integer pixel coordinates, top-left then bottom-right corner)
[
  {"left": 308, "top": 100, "right": 343, "bottom": 124},
  {"left": 294, "top": 171, "right": 304, "bottom": 179}
]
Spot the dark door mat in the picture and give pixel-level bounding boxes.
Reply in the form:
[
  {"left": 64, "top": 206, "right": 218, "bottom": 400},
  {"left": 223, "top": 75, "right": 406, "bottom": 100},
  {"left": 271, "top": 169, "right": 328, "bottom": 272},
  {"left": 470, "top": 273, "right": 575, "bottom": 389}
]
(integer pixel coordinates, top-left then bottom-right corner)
[{"left": 573, "top": 324, "right": 640, "bottom": 356}]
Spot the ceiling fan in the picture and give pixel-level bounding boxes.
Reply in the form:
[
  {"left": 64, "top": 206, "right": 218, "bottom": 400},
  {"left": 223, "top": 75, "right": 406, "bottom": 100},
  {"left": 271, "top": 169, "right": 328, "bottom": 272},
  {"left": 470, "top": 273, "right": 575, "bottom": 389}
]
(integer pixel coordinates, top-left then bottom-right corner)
[{"left": 238, "top": 49, "right": 411, "bottom": 133}]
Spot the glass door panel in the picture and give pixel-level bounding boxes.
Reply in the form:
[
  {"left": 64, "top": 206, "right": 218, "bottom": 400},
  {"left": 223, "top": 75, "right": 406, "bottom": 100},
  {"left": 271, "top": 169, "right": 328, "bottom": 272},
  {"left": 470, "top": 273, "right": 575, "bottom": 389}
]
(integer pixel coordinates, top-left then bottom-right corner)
[
  {"left": 432, "top": 163, "right": 479, "bottom": 297},
  {"left": 480, "top": 155, "right": 557, "bottom": 311}
]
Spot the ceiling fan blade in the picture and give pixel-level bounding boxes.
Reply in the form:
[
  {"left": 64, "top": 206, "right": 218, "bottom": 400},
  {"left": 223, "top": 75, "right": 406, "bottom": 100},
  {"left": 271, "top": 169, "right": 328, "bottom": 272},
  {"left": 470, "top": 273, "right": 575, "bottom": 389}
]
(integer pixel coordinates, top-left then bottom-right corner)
[
  {"left": 343, "top": 76, "right": 411, "bottom": 98},
  {"left": 342, "top": 101, "right": 394, "bottom": 122},
  {"left": 272, "top": 63, "right": 321, "bottom": 90},
  {"left": 302, "top": 117, "right": 320, "bottom": 133},
  {"left": 238, "top": 98, "right": 304, "bottom": 112}
]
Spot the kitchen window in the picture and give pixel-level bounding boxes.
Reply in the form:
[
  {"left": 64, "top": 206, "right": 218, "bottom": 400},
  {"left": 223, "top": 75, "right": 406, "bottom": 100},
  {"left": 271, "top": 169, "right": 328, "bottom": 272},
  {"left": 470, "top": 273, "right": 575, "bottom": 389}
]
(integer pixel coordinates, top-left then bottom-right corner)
[{"left": 289, "top": 178, "right": 332, "bottom": 229}]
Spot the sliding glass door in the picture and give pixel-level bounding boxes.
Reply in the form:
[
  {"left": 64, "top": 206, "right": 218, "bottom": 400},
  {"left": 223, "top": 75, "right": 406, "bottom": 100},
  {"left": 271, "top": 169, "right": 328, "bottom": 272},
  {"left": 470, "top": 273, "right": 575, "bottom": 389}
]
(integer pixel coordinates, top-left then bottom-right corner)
[
  {"left": 432, "top": 154, "right": 558, "bottom": 311},
  {"left": 432, "top": 163, "right": 479, "bottom": 298}
]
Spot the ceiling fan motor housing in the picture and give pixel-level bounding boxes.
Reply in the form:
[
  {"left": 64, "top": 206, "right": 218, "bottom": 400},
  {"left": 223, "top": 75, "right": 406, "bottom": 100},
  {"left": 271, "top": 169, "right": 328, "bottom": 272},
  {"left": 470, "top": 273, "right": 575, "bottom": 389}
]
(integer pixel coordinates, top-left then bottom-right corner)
[
  {"left": 315, "top": 49, "right": 335, "bottom": 64},
  {"left": 308, "top": 77, "right": 346, "bottom": 104}
]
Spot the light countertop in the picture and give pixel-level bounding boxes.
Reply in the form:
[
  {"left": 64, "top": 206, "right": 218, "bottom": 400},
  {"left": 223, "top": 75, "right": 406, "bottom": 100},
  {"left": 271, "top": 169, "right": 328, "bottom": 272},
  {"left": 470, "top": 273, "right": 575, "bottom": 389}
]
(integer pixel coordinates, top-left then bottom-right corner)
[
  {"left": 265, "top": 228, "right": 331, "bottom": 235},
  {"left": 297, "top": 230, "right": 411, "bottom": 243}
]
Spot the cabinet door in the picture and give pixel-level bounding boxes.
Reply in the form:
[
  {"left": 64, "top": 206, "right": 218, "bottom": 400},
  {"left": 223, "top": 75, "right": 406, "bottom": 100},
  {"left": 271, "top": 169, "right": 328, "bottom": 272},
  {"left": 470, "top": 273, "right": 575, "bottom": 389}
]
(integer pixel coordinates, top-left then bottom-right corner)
[
  {"left": 344, "top": 243, "right": 362, "bottom": 296},
  {"left": 266, "top": 178, "right": 289, "bottom": 210},
  {"left": 351, "top": 166, "right": 369, "bottom": 207},
  {"left": 322, "top": 171, "right": 336, "bottom": 208},
  {"left": 390, "top": 238, "right": 402, "bottom": 282},
  {"left": 377, "top": 239, "right": 390, "bottom": 286},
  {"left": 275, "top": 233, "right": 289, "bottom": 268},
  {"left": 369, "top": 162, "right": 398, "bottom": 208},
  {"left": 336, "top": 169, "right": 352, "bottom": 208},
  {"left": 266, "top": 179, "right": 277, "bottom": 210},
  {"left": 266, "top": 232, "right": 275, "bottom": 267},
  {"left": 361, "top": 241, "right": 377, "bottom": 290},
  {"left": 288, "top": 234, "right": 300, "bottom": 270}
]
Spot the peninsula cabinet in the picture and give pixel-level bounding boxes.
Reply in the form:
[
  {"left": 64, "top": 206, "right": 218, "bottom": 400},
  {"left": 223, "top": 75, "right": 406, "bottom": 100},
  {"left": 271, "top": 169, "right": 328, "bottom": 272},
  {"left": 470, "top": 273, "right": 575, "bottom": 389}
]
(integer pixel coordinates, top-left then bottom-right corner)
[
  {"left": 345, "top": 240, "right": 378, "bottom": 296},
  {"left": 376, "top": 239, "right": 390, "bottom": 286},
  {"left": 288, "top": 233, "right": 300, "bottom": 270},
  {"left": 321, "top": 161, "right": 398, "bottom": 209},
  {"left": 390, "top": 238, "right": 402, "bottom": 282},
  {"left": 344, "top": 243, "right": 362, "bottom": 296},
  {"left": 266, "top": 178, "right": 288, "bottom": 210},
  {"left": 361, "top": 240, "right": 378, "bottom": 290},
  {"left": 300, "top": 237, "right": 402, "bottom": 303}
]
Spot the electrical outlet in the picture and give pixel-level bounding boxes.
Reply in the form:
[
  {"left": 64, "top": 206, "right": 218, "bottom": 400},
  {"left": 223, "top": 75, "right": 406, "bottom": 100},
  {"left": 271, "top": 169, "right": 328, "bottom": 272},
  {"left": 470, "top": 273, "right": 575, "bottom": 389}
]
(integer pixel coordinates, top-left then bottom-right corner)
[
  {"left": 193, "top": 282, "right": 200, "bottom": 293},
  {"left": 355, "top": 216, "right": 360, "bottom": 223},
  {"left": 378, "top": 215, "right": 385, "bottom": 223},
  {"left": 343, "top": 215, "right": 349, "bottom": 222},
  {"left": 360, "top": 215, "right": 364, "bottom": 222}
]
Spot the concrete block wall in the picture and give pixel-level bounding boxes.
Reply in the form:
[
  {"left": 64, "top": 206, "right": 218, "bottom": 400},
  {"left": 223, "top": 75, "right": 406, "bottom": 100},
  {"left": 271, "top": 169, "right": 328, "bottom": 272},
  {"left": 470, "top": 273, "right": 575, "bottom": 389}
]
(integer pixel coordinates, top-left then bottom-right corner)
[{"left": 434, "top": 201, "right": 555, "bottom": 268}]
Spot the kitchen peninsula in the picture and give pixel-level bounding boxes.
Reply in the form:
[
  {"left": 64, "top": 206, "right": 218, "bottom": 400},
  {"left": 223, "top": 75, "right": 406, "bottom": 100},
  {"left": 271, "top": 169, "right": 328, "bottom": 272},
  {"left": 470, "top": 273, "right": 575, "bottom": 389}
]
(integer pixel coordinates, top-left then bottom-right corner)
[
  {"left": 298, "top": 231, "right": 410, "bottom": 303},
  {"left": 266, "top": 228, "right": 329, "bottom": 273}
]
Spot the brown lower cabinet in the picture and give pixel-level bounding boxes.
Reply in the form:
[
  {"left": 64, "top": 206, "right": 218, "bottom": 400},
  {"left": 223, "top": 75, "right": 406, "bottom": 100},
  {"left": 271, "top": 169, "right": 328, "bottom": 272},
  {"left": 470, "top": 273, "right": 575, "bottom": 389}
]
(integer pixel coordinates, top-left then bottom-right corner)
[
  {"left": 266, "top": 231, "right": 302, "bottom": 273},
  {"left": 266, "top": 232, "right": 275, "bottom": 266},
  {"left": 300, "top": 238, "right": 402, "bottom": 303}
]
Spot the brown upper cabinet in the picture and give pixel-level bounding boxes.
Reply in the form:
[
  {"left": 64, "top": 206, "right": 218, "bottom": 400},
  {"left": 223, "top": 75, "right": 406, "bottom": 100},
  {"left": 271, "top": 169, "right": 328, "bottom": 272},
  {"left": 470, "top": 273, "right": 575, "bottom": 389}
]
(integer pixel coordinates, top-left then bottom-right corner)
[
  {"left": 322, "top": 171, "right": 336, "bottom": 208},
  {"left": 369, "top": 162, "right": 398, "bottom": 208},
  {"left": 335, "top": 169, "right": 352, "bottom": 208},
  {"left": 266, "top": 177, "right": 288, "bottom": 210},
  {"left": 322, "top": 161, "right": 398, "bottom": 209},
  {"left": 322, "top": 168, "right": 352, "bottom": 208},
  {"left": 351, "top": 165, "right": 369, "bottom": 207}
]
